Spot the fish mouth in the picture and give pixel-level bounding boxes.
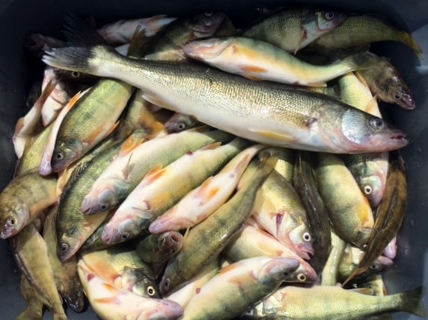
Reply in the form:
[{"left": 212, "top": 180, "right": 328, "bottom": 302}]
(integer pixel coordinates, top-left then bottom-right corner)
[
  {"left": 0, "top": 226, "right": 18, "bottom": 239},
  {"left": 297, "top": 243, "right": 315, "bottom": 260},
  {"left": 398, "top": 93, "right": 416, "bottom": 110}
]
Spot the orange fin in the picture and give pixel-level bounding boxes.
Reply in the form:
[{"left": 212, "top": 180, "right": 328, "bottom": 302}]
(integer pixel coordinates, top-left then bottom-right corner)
[
  {"left": 294, "top": 28, "right": 307, "bottom": 55},
  {"left": 198, "top": 142, "right": 222, "bottom": 151},
  {"left": 354, "top": 71, "right": 369, "bottom": 88},
  {"left": 239, "top": 65, "right": 268, "bottom": 74},
  {"left": 365, "top": 94, "right": 380, "bottom": 116},
  {"left": 196, "top": 177, "right": 220, "bottom": 202},
  {"left": 144, "top": 165, "right": 165, "bottom": 184},
  {"left": 122, "top": 153, "right": 135, "bottom": 181},
  {"left": 307, "top": 81, "right": 327, "bottom": 88},
  {"left": 93, "top": 297, "right": 120, "bottom": 304},
  {"left": 249, "top": 129, "right": 296, "bottom": 143},
  {"left": 119, "top": 134, "right": 143, "bottom": 157}
]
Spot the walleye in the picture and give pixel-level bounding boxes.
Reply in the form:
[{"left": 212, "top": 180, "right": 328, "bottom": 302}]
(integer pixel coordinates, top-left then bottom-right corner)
[
  {"left": 136, "top": 231, "right": 183, "bottom": 264},
  {"left": 77, "top": 259, "right": 183, "bottom": 320},
  {"left": 42, "top": 15, "right": 408, "bottom": 154},
  {"left": 102, "top": 138, "right": 249, "bottom": 244},
  {"left": 181, "top": 257, "right": 299, "bottom": 320},
  {"left": 244, "top": 285, "right": 426, "bottom": 319},
  {"left": 242, "top": 7, "right": 347, "bottom": 53},
  {"left": 273, "top": 148, "right": 295, "bottom": 182},
  {"left": 164, "top": 113, "right": 200, "bottom": 134},
  {"left": 0, "top": 172, "right": 57, "bottom": 239},
  {"left": 149, "top": 144, "right": 264, "bottom": 233},
  {"left": 160, "top": 154, "right": 278, "bottom": 294},
  {"left": 183, "top": 37, "right": 371, "bottom": 86}
]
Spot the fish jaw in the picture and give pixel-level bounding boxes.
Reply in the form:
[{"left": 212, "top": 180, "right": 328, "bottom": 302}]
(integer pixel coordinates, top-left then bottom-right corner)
[
  {"left": 0, "top": 206, "right": 29, "bottom": 239},
  {"left": 183, "top": 38, "right": 231, "bottom": 61},
  {"left": 359, "top": 173, "right": 386, "bottom": 208},
  {"left": 258, "top": 257, "right": 300, "bottom": 284},
  {"left": 51, "top": 139, "right": 83, "bottom": 172},
  {"left": 287, "top": 223, "right": 314, "bottom": 260},
  {"left": 102, "top": 212, "right": 149, "bottom": 244}
]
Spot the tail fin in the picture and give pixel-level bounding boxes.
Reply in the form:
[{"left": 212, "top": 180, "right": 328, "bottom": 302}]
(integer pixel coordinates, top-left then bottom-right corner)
[
  {"left": 400, "top": 31, "right": 423, "bottom": 59},
  {"left": 339, "top": 51, "right": 375, "bottom": 72},
  {"left": 42, "top": 13, "right": 117, "bottom": 75},
  {"left": 399, "top": 286, "right": 427, "bottom": 318}
]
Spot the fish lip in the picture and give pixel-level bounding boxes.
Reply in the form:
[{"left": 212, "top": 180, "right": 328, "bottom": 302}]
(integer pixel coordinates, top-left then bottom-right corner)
[
  {"left": 398, "top": 94, "right": 416, "bottom": 110},
  {"left": 0, "top": 227, "right": 17, "bottom": 239},
  {"left": 297, "top": 243, "right": 315, "bottom": 260}
]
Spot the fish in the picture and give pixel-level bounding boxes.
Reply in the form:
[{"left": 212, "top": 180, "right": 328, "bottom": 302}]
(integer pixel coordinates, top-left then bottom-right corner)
[
  {"left": 321, "top": 231, "right": 347, "bottom": 286},
  {"left": 293, "top": 151, "right": 331, "bottom": 274},
  {"left": 97, "top": 15, "right": 177, "bottom": 45},
  {"left": 10, "top": 223, "right": 68, "bottom": 320},
  {"left": 310, "top": 15, "right": 423, "bottom": 58},
  {"left": 183, "top": 37, "right": 372, "bottom": 86},
  {"left": 102, "top": 138, "right": 250, "bottom": 244},
  {"left": 166, "top": 258, "right": 220, "bottom": 308},
  {"left": 13, "top": 79, "right": 56, "bottom": 158},
  {"left": 356, "top": 52, "right": 415, "bottom": 109},
  {"left": 159, "top": 153, "right": 278, "bottom": 294},
  {"left": 315, "top": 153, "right": 374, "bottom": 249},
  {"left": 343, "top": 153, "right": 407, "bottom": 285},
  {"left": 81, "top": 245, "right": 160, "bottom": 298},
  {"left": 242, "top": 6, "right": 347, "bottom": 53},
  {"left": 77, "top": 259, "right": 183, "bottom": 320},
  {"left": 43, "top": 207, "right": 85, "bottom": 312},
  {"left": 252, "top": 169, "right": 313, "bottom": 260},
  {"left": 0, "top": 171, "right": 57, "bottom": 239},
  {"left": 383, "top": 236, "right": 397, "bottom": 260},
  {"left": 273, "top": 148, "right": 295, "bottom": 182},
  {"left": 244, "top": 285, "right": 426, "bottom": 319},
  {"left": 224, "top": 223, "right": 318, "bottom": 283},
  {"left": 142, "top": 12, "right": 229, "bottom": 61},
  {"left": 135, "top": 231, "right": 183, "bottom": 264},
  {"left": 181, "top": 256, "right": 299, "bottom": 320},
  {"left": 56, "top": 140, "right": 123, "bottom": 261},
  {"left": 338, "top": 72, "right": 389, "bottom": 208},
  {"left": 42, "top": 15, "right": 408, "bottom": 154},
  {"left": 164, "top": 113, "right": 201, "bottom": 134},
  {"left": 149, "top": 144, "right": 265, "bottom": 233},
  {"left": 16, "top": 274, "right": 44, "bottom": 320},
  {"left": 80, "top": 216, "right": 113, "bottom": 252},
  {"left": 81, "top": 130, "right": 233, "bottom": 215}
]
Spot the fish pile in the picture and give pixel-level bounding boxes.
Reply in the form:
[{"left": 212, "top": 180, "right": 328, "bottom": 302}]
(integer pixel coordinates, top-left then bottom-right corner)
[{"left": 2, "top": 5, "right": 427, "bottom": 320}]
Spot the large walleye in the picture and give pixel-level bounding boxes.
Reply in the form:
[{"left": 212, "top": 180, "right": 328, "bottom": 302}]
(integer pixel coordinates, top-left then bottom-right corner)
[{"left": 42, "top": 15, "right": 408, "bottom": 154}]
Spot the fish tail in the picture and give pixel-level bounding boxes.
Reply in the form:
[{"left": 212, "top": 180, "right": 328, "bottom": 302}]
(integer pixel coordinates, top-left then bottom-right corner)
[
  {"left": 400, "top": 31, "right": 423, "bottom": 59},
  {"left": 339, "top": 51, "right": 375, "bottom": 72},
  {"left": 42, "top": 13, "right": 119, "bottom": 76},
  {"left": 399, "top": 286, "right": 427, "bottom": 317}
]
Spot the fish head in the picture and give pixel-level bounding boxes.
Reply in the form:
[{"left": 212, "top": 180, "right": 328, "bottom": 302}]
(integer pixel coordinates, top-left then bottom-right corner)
[
  {"left": 0, "top": 203, "right": 29, "bottom": 239},
  {"left": 387, "top": 77, "right": 415, "bottom": 110},
  {"left": 63, "top": 283, "right": 85, "bottom": 313},
  {"left": 102, "top": 216, "right": 146, "bottom": 244},
  {"left": 258, "top": 257, "right": 300, "bottom": 284},
  {"left": 340, "top": 109, "right": 408, "bottom": 152},
  {"left": 286, "top": 261, "right": 318, "bottom": 284},
  {"left": 121, "top": 267, "right": 161, "bottom": 298},
  {"left": 189, "top": 11, "right": 227, "bottom": 39},
  {"left": 158, "top": 231, "right": 184, "bottom": 256},
  {"left": 348, "top": 255, "right": 393, "bottom": 285},
  {"left": 288, "top": 223, "right": 314, "bottom": 260},
  {"left": 353, "top": 227, "right": 373, "bottom": 250},
  {"left": 81, "top": 188, "right": 120, "bottom": 214},
  {"left": 57, "top": 233, "right": 81, "bottom": 262},
  {"left": 183, "top": 37, "right": 232, "bottom": 61},
  {"left": 141, "top": 298, "right": 184, "bottom": 320},
  {"left": 164, "top": 114, "right": 196, "bottom": 134},
  {"left": 52, "top": 138, "right": 83, "bottom": 172},
  {"left": 358, "top": 174, "right": 385, "bottom": 208},
  {"left": 315, "top": 10, "right": 347, "bottom": 33}
]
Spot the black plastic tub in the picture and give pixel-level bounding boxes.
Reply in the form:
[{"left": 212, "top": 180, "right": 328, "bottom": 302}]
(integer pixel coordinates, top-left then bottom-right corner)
[{"left": 0, "top": 0, "right": 427, "bottom": 319}]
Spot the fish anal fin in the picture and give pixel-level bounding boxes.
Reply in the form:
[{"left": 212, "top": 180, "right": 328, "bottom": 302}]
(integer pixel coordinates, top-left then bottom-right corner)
[
  {"left": 144, "top": 165, "right": 165, "bottom": 184},
  {"left": 249, "top": 129, "right": 296, "bottom": 143}
]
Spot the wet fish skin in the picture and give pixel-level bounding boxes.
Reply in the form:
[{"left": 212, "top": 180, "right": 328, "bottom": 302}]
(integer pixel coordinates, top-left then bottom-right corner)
[
  {"left": 16, "top": 274, "right": 44, "bottom": 320},
  {"left": 273, "top": 148, "right": 295, "bottom": 182},
  {"left": 321, "top": 231, "right": 346, "bottom": 286},
  {"left": 181, "top": 256, "right": 300, "bottom": 320},
  {"left": 164, "top": 113, "right": 200, "bottom": 134},
  {"left": 159, "top": 154, "right": 278, "bottom": 294},
  {"left": 242, "top": 7, "right": 347, "bottom": 53},
  {"left": 244, "top": 285, "right": 426, "bottom": 319},
  {"left": 0, "top": 172, "right": 57, "bottom": 239},
  {"left": 136, "top": 231, "right": 183, "bottom": 264},
  {"left": 42, "top": 16, "right": 408, "bottom": 154}
]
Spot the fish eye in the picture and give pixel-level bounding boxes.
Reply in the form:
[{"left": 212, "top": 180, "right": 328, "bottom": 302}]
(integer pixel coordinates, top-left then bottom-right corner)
[
  {"left": 297, "top": 273, "right": 307, "bottom": 282},
  {"left": 121, "top": 233, "right": 130, "bottom": 241},
  {"left": 324, "top": 12, "right": 335, "bottom": 20},
  {"left": 364, "top": 185, "right": 373, "bottom": 195},
  {"left": 163, "top": 278, "right": 170, "bottom": 290},
  {"left": 7, "top": 216, "right": 16, "bottom": 226},
  {"left": 55, "top": 153, "right": 64, "bottom": 160},
  {"left": 204, "top": 10, "right": 213, "bottom": 17},
  {"left": 394, "top": 92, "right": 403, "bottom": 100},
  {"left": 147, "top": 286, "right": 156, "bottom": 296},
  {"left": 370, "top": 264, "right": 379, "bottom": 270},
  {"left": 177, "top": 122, "right": 186, "bottom": 131},
  {"left": 369, "top": 118, "right": 384, "bottom": 130},
  {"left": 100, "top": 203, "right": 109, "bottom": 211},
  {"left": 60, "top": 243, "right": 69, "bottom": 253},
  {"left": 362, "top": 244, "right": 368, "bottom": 250},
  {"left": 71, "top": 71, "right": 80, "bottom": 78},
  {"left": 283, "top": 271, "right": 290, "bottom": 278},
  {"left": 303, "top": 232, "right": 311, "bottom": 242}
]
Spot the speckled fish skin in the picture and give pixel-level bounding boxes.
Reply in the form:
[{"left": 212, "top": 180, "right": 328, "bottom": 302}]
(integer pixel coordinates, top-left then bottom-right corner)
[
  {"left": 81, "top": 246, "right": 160, "bottom": 298},
  {"left": 253, "top": 169, "right": 313, "bottom": 260},
  {"left": 321, "top": 231, "right": 346, "bottom": 286},
  {"left": 77, "top": 259, "right": 184, "bottom": 320},
  {"left": 224, "top": 223, "right": 317, "bottom": 283},
  {"left": 102, "top": 138, "right": 249, "bottom": 245},
  {"left": 339, "top": 72, "right": 388, "bottom": 208},
  {"left": 81, "top": 130, "right": 233, "bottom": 215},
  {"left": 149, "top": 144, "right": 265, "bottom": 234},
  {"left": 183, "top": 37, "right": 371, "bottom": 86},
  {"left": 315, "top": 153, "right": 374, "bottom": 249},
  {"left": 136, "top": 231, "right": 183, "bottom": 264},
  {"left": 244, "top": 285, "right": 426, "bottom": 319},
  {"left": 0, "top": 172, "right": 57, "bottom": 239},
  {"left": 273, "top": 148, "right": 295, "bottom": 183},
  {"left": 242, "top": 7, "right": 347, "bottom": 53},
  {"left": 16, "top": 275, "right": 44, "bottom": 320},
  {"left": 42, "top": 17, "right": 408, "bottom": 154},
  {"left": 43, "top": 207, "right": 85, "bottom": 312},
  {"left": 56, "top": 141, "right": 123, "bottom": 262},
  {"left": 10, "top": 224, "right": 68, "bottom": 320},
  {"left": 159, "top": 154, "right": 278, "bottom": 295},
  {"left": 310, "top": 15, "right": 423, "bottom": 58},
  {"left": 180, "top": 256, "right": 299, "bottom": 320}
]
